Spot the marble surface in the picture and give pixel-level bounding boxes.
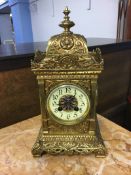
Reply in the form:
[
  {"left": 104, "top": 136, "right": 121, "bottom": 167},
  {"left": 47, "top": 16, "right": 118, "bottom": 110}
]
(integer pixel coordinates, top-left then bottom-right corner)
[{"left": 0, "top": 115, "right": 130, "bottom": 175}]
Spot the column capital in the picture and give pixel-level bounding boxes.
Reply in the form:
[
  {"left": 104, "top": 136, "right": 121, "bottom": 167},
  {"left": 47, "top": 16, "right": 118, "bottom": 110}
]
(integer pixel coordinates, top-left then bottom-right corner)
[
  {"left": 8, "top": 0, "right": 29, "bottom": 7},
  {"left": 9, "top": 0, "right": 33, "bottom": 43}
]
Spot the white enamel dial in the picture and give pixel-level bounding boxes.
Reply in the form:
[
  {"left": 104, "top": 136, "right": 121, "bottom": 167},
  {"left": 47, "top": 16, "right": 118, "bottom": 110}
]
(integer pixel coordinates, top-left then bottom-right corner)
[{"left": 47, "top": 84, "right": 90, "bottom": 125}]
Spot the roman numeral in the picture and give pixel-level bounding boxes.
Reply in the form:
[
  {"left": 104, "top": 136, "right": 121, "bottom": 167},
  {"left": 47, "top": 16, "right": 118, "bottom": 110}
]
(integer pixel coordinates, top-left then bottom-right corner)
[
  {"left": 74, "top": 89, "right": 77, "bottom": 95},
  {"left": 66, "top": 87, "right": 71, "bottom": 93},
  {"left": 53, "top": 94, "right": 58, "bottom": 100},
  {"left": 59, "top": 89, "right": 63, "bottom": 95},
  {"left": 81, "top": 102, "right": 85, "bottom": 106},
  {"left": 67, "top": 114, "right": 70, "bottom": 120}
]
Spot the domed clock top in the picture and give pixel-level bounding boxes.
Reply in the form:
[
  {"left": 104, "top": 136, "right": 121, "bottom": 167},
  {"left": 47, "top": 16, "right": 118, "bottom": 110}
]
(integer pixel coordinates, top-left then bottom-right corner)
[{"left": 31, "top": 7, "right": 103, "bottom": 71}]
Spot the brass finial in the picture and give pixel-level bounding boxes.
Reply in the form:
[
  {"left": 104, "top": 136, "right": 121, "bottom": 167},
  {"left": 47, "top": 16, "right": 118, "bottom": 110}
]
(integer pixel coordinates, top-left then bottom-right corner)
[{"left": 59, "top": 7, "right": 75, "bottom": 33}]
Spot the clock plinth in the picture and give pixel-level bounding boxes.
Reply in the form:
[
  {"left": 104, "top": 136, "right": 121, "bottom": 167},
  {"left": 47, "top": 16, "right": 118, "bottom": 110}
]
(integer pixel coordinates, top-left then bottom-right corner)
[
  {"left": 31, "top": 7, "right": 107, "bottom": 157},
  {"left": 32, "top": 119, "right": 106, "bottom": 157}
]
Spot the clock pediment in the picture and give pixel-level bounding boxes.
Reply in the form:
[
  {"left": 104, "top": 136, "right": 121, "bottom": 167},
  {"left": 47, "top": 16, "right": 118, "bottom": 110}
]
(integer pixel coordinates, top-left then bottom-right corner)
[{"left": 32, "top": 47, "right": 103, "bottom": 71}]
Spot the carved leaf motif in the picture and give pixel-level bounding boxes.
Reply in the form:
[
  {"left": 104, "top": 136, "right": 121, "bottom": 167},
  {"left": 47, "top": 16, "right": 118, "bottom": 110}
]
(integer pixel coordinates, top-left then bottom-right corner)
[
  {"left": 32, "top": 136, "right": 107, "bottom": 155},
  {"left": 32, "top": 50, "right": 103, "bottom": 70}
]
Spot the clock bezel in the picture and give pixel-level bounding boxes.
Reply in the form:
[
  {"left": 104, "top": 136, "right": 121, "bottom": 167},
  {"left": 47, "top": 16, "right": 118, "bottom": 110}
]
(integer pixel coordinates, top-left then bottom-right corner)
[{"left": 46, "top": 83, "right": 90, "bottom": 125}]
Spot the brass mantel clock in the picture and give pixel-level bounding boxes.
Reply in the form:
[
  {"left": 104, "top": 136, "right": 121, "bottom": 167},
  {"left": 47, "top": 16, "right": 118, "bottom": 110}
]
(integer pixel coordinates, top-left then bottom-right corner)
[{"left": 31, "top": 7, "right": 107, "bottom": 157}]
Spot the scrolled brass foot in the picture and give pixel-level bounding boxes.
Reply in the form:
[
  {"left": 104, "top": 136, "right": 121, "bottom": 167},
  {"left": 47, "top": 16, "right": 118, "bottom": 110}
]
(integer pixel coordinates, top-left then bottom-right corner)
[
  {"left": 31, "top": 141, "right": 45, "bottom": 157},
  {"left": 95, "top": 145, "right": 107, "bottom": 158}
]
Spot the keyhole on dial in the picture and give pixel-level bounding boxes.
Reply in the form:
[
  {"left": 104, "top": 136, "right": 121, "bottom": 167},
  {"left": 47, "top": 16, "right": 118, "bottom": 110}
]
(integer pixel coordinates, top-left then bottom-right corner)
[
  {"left": 58, "top": 106, "right": 63, "bottom": 111},
  {"left": 74, "top": 107, "right": 79, "bottom": 111}
]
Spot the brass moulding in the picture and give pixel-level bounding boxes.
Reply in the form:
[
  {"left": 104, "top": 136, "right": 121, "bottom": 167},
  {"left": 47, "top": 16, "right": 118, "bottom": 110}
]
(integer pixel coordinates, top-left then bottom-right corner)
[
  {"left": 31, "top": 48, "right": 103, "bottom": 71},
  {"left": 32, "top": 125, "right": 107, "bottom": 157},
  {"left": 31, "top": 7, "right": 107, "bottom": 157}
]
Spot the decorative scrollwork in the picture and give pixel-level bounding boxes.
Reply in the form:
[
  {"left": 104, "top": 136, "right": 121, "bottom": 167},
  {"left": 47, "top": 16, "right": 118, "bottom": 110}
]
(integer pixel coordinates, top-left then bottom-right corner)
[
  {"left": 32, "top": 55, "right": 101, "bottom": 70},
  {"left": 48, "top": 119, "right": 90, "bottom": 134},
  {"left": 32, "top": 133, "right": 107, "bottom": 156},
  {"left": 31, "top": 7, "right": 103, "bottom": 71},
  {"left": 60, "top": 36, "right": 74, "bottom": 50},
  {"left": 34, "top": 50, "right": 46, "bottom": 63},
  {"left": 45, "top": 80, "right": 90, "bottom": 95},
  {"left": 31, "top": 48, "right": 103, "bottom": 70}
]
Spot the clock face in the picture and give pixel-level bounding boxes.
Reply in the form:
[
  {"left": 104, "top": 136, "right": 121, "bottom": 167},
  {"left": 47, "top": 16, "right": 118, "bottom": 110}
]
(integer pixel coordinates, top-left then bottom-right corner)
[{"left": 47, "top": 84, "right": 90, "bottom": 125}]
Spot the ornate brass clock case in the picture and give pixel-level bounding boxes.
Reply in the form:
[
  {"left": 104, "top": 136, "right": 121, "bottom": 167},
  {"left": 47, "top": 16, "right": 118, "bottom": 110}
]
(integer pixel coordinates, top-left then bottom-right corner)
[{"left": 31, "top": 7, "right": 107, "bottom": 157}]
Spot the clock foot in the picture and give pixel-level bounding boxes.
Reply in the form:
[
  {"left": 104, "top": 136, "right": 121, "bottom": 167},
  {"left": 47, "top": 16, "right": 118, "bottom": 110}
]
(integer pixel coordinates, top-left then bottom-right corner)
[
  {"left": 32, "top": 140, "right": 45, "bottom": 157},
  {"left": 95, "top": 145, "right": 107, "bottom": 157},
  {"left": 31, "top": 127, "right": 46, "bottom": 157}
]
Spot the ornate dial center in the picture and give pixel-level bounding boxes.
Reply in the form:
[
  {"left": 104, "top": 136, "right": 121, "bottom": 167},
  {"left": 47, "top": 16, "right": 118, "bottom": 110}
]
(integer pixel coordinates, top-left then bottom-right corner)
[{"left": 59, "top": 95, "right": 78, "bottom": 111}]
